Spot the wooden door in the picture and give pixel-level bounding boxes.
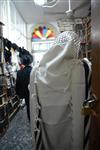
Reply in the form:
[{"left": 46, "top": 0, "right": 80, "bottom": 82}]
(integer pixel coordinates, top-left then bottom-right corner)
[{"left": 91, "top": 0, "right": 100, "bottom": 149}]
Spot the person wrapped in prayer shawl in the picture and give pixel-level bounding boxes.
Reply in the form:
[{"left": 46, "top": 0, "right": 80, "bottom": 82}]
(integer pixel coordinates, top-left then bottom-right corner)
[{"left": 30, "top": 31, "right": 86, "bottom": 150}]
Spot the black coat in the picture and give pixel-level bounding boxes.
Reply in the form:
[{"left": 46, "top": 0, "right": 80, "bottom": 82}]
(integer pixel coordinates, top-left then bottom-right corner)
[{"left": 16, "top": 66, "right": 32, "bottom": 102}]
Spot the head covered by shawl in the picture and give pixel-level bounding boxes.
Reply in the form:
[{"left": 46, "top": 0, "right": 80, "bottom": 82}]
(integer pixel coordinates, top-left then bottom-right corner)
[
  {"left": 40, "top": 31, "right": 80, "bottom": 64},
  {"left": 35, "top": 31, "right": 81, "bottom": 90}
]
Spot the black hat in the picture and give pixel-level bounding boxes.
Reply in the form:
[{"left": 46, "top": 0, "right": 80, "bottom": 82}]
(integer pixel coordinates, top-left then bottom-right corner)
[
  {"left": 19, "top": 48, "right": 33, "bottom": 65},
  {"left": 3, "top": 38, "right": 12, "bottom": 50},
  {"left": 20, "top": 54, "right": 33, "bottom": 66},
  {"left": 0, "top": 22, "right": 5, "bottom": 26},
  {"left": 12, "top": 43, "right": 19, "bottom": 51}
]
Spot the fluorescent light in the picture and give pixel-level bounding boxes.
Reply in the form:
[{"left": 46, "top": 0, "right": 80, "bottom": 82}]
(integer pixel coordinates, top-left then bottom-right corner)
[{"left": 34, "top": 0, "right": 47, "bottom": 6}]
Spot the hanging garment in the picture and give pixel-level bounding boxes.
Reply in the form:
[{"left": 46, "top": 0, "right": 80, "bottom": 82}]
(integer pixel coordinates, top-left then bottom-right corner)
[
  {"left": 82, "top": 58, "right": 92, "bottom": 150},
  {"left": 30, "top": 31, "right": 86, "bottom": 150}
]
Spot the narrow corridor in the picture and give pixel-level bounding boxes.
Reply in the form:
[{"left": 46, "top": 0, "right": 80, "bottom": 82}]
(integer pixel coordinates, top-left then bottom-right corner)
[{"left": 0, "top": 107, "right": 33, "bottom": 150}]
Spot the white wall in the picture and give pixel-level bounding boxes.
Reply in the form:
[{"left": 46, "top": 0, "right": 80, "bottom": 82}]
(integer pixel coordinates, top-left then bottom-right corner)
[{"left": 0, "top": 0, "right": 27, "bottom": 49}]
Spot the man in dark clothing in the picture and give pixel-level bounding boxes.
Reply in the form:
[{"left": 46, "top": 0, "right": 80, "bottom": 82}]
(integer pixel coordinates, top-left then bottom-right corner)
[{"left": 16, "top": 51, "right": 33, "bottom": 121}]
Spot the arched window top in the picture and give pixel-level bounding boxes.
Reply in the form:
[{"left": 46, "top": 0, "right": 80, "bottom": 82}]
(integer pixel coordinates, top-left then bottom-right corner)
[{"left": 32, "top": 26, "right": 55, "bottom": 41}]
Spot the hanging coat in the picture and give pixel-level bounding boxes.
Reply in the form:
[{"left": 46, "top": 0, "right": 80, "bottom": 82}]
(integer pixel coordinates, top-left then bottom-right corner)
[{"left": 30, "top": 31, "right": 86, "bottom": 150}]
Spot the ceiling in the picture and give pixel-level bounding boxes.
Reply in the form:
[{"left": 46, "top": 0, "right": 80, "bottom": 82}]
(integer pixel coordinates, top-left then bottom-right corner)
[{"left": 12, "top": 0, "right": 91, "bottom": 24}]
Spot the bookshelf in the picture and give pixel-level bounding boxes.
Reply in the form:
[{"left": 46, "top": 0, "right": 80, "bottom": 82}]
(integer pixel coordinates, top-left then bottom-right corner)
[
  {"left": 0, "top": 22, "right": 20, "bottom": 136},
  {"left": 76, "top": 8, "right": 91, "bottom": 60}
]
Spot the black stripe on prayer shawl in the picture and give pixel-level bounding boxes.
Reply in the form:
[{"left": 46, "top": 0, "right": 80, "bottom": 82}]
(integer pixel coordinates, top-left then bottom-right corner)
[
  {"left": 83, "top": 61, "right": 89, "bottom": 99},
  {"left": 83, "top": 60, "right": 91, "bottom": 150}
]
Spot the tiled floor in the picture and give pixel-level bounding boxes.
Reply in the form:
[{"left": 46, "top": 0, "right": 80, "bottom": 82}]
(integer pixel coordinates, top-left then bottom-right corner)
[{"left": 0, "top": 107, "right": 33, "bottom": 150}]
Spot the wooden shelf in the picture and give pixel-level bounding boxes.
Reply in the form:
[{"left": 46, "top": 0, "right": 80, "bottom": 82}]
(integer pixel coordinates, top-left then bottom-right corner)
[
  {"left": 0, "top": 103, "right": 8, "bottom": 107},
  {"left": 9, "top": 106, "right": 20, "bottom": 120},
  {"left": 77, "top": 15, "right": 91, "bottom": 60},
  {"left": 0, "top": 37, "right": 20, "bottom": 132},
  {"left": 0, "top": 93, "right": 6, "bottom": 98},
  {"left": 0, "top": 119, "right": 6, "bottom": 124}
]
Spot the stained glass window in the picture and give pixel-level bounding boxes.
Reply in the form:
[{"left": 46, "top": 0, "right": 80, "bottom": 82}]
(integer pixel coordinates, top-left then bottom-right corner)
[
  {"left": 32, "top": 25, "right": 56, "bottom": 64},
  {"left": 32, "top": 26, "right": 55, "bottom": 41}
]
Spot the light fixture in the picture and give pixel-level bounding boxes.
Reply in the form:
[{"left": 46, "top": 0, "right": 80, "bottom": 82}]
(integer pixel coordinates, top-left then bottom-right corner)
[
  {"left": 33, "top": 0, "right": 59, "bottom": 8},
  {"left": 33, "top": 0, "right": 47, "bottom": 6}
]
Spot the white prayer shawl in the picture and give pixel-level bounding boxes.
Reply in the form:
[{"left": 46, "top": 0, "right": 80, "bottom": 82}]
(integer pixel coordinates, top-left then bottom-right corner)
[{"left": 30, "top": 31, "right": 85, "bottom": 150}]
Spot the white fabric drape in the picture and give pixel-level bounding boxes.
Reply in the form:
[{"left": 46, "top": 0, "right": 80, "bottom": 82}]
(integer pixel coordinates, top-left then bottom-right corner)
[{"left": 30, "top": 31, "right": 85, "bottom": 150}]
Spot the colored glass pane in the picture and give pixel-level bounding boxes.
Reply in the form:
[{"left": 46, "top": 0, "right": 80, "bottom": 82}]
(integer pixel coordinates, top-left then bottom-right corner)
[{"left": 32, "top": 26, "right": 55, "bottom": 41}]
